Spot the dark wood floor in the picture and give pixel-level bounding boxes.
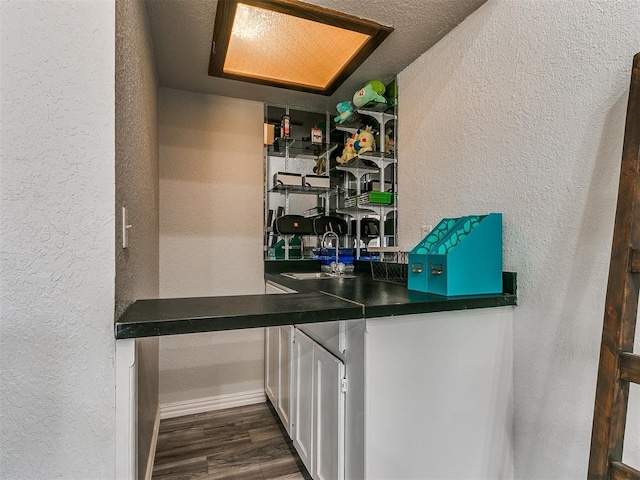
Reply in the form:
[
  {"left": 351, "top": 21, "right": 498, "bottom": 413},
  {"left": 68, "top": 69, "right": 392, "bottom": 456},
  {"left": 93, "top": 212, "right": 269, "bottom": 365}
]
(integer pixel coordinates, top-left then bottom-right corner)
[{"left": 152, "top": 402, "right": 312, "bottom": 480}]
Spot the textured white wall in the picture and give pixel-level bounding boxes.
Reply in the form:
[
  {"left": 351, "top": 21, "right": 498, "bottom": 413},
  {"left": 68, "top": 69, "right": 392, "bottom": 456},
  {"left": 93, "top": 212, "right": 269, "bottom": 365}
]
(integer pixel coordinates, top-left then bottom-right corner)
[
  {"left": 0, "top": 1, "right": 116, "bottom": 478},
  {"left": 399, "top": 1, "right": 640, "bottom": 477},
  {"left": 115, "top": 0, "right": 159, "bottom": 318},
  {"left": 158, "top": 88, "right": 265, "bottom": 404},
  {"left": 115, "top": 0, "right": 160, "bottom": 477}
]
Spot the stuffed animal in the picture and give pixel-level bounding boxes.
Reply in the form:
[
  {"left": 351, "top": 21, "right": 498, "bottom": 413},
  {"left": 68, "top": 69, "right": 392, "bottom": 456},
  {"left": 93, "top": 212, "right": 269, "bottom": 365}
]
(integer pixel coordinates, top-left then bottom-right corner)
[
  {"left": 337, "top": 126, "right": 377, "bottom": 164},
  {"left": 386, "top": 79, "right": 398, "bottom": 106},
  {"left": 353, "top": 81, "right": 387, "bottom": 108},
  {"left": 366, "top": 80, "right": 386, "bottom": 95},
  {"left": 337, "top": 133, "right": 358, "bottom": 164},
  {"left": 334, "top": 101, "right": 356, "bottom": 125},
  {"left": 354, "top": 126, "right": 376, "bottom": 155},
  {"left": 377, "top": 127, "right": 395, "bottom": 154},
  {"left": 313, "top": 155, "right": 326, "bottom": 175}
]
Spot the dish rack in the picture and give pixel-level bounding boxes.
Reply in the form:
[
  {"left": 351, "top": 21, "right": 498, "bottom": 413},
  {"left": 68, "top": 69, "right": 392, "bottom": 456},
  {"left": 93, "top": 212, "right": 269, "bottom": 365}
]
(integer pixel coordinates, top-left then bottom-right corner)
[{"left": 370, "top": 251, "right": 408, "bottom": 285}]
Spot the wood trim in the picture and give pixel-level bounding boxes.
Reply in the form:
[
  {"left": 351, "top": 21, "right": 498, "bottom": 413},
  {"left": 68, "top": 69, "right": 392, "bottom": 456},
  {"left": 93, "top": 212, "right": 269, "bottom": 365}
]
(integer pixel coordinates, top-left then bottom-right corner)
[
  {"left": 239, "top": 0, "right": 393, "bottom": 35},
  {"left": 610, "top": 462, "right": 640, "bottom": 480},
  {"left": 619, "top": 352, "right": 640, "bottom": 384},
  {"left": 208, "top": 0, "right": 236, "bottom": 77},
  {"left": 208, "top": 0, "right": 393, "bottom": 95},
  {"left": 213, "top": 71, "right": 331, "bottom": 96},
  {"left": 588, "top": 52, "right": 640, "bottom": 479}
]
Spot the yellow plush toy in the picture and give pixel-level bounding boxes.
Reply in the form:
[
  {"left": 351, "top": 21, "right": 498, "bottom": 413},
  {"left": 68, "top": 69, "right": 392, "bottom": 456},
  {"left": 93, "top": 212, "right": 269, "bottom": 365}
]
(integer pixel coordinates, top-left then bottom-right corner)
[
  {"left": 354, "top": 126, "right": 376, "bottom": 155},
  {"left": 337, "top": 133, "right": 358, "bottom": 164},
  {"left": 337, "top": 126, "right": 377, "bottom": 164}
]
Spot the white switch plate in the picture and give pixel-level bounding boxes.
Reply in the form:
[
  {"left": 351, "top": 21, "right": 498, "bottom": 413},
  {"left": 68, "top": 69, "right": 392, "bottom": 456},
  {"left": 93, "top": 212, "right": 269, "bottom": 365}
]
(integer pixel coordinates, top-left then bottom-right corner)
[{"left": 421, "top": 224, "right": 433, "bottom": 238}]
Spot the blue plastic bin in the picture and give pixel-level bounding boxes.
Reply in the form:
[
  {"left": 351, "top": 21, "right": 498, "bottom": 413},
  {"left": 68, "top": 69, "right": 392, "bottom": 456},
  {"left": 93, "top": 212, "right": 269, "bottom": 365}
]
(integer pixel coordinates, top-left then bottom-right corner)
[
  {"left": 408, "top": 213, "right": 503, "bottom": 296},
  {"left": 407, "top": 217, "right": 460, "bottom": 293}
]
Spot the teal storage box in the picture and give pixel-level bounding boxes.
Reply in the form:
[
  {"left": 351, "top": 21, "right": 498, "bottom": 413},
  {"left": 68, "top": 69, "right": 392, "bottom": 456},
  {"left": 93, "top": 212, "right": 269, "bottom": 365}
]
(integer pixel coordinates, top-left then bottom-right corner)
[
  {"left": 407, "top": 217, "right": 461, "bottom": 293},
  {"left": 408, "top": 213, "right": 503, "bottom": 296}
]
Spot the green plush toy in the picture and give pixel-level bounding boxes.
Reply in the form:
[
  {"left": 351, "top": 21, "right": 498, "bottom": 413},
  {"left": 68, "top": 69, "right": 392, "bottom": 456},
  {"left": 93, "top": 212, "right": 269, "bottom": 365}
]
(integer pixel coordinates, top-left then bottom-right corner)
[
  {"left": 353, "top": 80, "right": 387, "bottom": 108},
  {"left": 334, "top": 101, "right": 356, "bottom": 124}
]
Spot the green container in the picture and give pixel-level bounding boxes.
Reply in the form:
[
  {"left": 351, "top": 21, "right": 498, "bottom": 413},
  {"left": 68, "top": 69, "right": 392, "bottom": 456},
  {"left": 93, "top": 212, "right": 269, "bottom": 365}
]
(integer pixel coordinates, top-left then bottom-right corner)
[
  {"left": 358, "top": 191, "right": 395, "bottom": 205},
  {"left": 269, "top": 236, "right": 302, "bottom": 260}
]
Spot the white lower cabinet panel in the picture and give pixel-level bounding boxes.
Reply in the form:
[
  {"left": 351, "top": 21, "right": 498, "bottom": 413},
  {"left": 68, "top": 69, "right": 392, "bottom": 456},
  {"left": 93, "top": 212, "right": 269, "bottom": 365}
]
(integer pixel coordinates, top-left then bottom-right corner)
[
  {"left": 293, "top": 328, "right": 346, "bottom": 480},
  {"left": 313, "top": 344, "right": 345, "bottom": 480},
  {"left": 264, "top": 280, "right": 296, "bottom": 436},
  {"left": 265, "top": 326, "right": 279, "bottom": 406},
  {"left": 277, "top": 325, "right": 292, "bottom": 433},
  {"left": 293, "top": 329, "right": 315, "bottom": 473},
  {"left": 364, "top": 308, "right": 514, "bottom": 480},
  {"left": 265, "top": 325, "right": 293, "bottom": 435}
]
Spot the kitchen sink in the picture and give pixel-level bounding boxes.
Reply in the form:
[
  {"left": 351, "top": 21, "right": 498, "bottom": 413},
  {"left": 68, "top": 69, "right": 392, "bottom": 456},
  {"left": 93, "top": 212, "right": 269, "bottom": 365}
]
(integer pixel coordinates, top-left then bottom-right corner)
[{"left": 280, "top": 272, "right": 356, "bottom": 280}]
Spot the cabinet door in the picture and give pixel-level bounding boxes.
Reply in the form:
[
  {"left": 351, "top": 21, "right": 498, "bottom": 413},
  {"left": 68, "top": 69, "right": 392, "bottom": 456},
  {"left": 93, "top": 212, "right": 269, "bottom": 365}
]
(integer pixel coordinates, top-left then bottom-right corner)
[
  {"left": 277, "top": 325, "right": 292, "bottom": 435},
  {"left": 293, "top": 330, "right": 314, "bottom": 474},
  {"left": 265, "top": 326, "right": 279, "bottom": 406},
  {"left": 313, "top": 344, "right": 346, "bottom": 480}
]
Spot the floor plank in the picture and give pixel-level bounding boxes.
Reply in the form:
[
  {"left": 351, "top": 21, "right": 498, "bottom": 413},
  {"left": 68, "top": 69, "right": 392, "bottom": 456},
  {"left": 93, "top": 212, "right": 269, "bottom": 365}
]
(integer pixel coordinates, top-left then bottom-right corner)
[
  {"left": 260, "top": 457, "right": 303, "bottom": 479},
  {"left": 152, "top": 402, "right": 311, "bottom": 480}
]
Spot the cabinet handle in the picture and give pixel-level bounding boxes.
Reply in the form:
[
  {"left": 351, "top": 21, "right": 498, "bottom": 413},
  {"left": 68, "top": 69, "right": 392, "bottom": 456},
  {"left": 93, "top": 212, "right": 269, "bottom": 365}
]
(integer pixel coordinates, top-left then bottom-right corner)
[
  {"left": 430, "top": 263, "right": 444, "bottom": 275},
  {"left": 411, "top": 262, "right": 423, "bottom": 274}
]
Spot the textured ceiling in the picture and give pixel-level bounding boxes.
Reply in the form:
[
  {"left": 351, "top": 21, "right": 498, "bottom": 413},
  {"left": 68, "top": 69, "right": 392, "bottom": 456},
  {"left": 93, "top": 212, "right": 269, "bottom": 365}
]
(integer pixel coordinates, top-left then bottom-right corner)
[{"left": 145, "top": 0, "right": 487, "bottom": 111}]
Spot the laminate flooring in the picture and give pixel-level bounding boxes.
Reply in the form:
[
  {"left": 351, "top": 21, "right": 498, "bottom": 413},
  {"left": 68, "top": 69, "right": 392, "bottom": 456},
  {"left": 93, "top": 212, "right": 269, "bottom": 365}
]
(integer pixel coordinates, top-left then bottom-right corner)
[{"left": 152, "top": 402, "right": 312, "bottom": 480}]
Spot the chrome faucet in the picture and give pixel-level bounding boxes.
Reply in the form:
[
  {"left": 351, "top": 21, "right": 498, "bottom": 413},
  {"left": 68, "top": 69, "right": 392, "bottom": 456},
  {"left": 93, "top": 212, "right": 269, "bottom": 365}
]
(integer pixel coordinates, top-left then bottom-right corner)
[{"left": 321, "top": 231, "right": 343, "bottom": 274}]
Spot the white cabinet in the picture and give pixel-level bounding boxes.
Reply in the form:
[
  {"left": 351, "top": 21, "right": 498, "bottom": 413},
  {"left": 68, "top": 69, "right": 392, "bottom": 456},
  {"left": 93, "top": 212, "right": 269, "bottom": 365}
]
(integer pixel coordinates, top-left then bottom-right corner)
[
  {"left": 264, "top": 282, "right": 296, "bottom": 436},
  {"left": 313, "top": 341, "right": 345, "bottom": 480},
  {"left": 292, "top": 329, "right": 314, "bottom": 471},
  {"left": 363, "top": 308, "right": 514, "bottom": 479},
  {"left": 265, "top": 325, "right": 279, "bottom": 405},
  {"left": 293, "top": 328, "right": 346, "bottom": 480},
  {"left": 277, "top": 325, "right": 292, "bottom": 433},
  {"left": 265, "top": 325, "right": 293, "bottom": 435}
]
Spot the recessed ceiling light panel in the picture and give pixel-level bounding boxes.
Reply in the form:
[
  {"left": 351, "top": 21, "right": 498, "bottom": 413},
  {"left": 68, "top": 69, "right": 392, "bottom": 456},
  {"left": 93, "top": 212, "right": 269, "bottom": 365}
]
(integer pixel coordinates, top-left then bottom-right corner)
[{"left": 209, "top": 0, "right": 393, "bottom": 96}]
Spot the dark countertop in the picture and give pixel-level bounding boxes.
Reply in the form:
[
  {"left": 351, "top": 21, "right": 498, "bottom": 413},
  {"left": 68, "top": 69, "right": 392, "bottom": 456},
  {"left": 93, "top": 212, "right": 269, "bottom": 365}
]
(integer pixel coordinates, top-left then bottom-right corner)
[
  {"left": 265, "top": 260, "right": 517, "bottom": 318},
  {"left": 115, "top": 260, "right": 517, "bottom": 339}
]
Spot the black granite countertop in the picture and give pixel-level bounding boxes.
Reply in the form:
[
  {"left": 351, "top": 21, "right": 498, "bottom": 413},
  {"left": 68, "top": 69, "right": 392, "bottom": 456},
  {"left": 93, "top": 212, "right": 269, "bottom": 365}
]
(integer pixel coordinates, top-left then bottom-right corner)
[
  {"left": 115, "top": 260, "right": 517, "bottom": 339},
  {"left": 265, "top": 260, "right": 517, "bottom": 318}
]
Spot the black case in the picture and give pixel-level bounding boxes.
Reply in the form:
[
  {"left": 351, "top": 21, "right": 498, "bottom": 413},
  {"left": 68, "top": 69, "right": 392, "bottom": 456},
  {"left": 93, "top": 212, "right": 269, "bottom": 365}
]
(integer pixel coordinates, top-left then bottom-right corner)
[
  {"left": 274, "top": 215, "right": 313, "bottom": 235},
  {"left": 313, "top": 216, "right": 348, "bottom": 235}
]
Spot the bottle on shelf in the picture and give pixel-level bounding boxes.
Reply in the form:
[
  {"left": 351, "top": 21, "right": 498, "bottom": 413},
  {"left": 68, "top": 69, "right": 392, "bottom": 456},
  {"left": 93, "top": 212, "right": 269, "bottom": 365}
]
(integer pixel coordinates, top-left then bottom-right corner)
[{"left": 281, "top": 114, "right": 291, "bottom": 139}]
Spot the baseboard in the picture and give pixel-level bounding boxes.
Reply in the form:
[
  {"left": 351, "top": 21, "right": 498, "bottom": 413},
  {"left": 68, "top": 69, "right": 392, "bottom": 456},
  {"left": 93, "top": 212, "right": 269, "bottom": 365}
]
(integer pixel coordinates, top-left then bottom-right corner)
[
  {"left": 159, "top": 389, "right": 266, "bottom": 419},
  {"left": 144, "top": 407, "right": 161, "bottom": 480}
]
